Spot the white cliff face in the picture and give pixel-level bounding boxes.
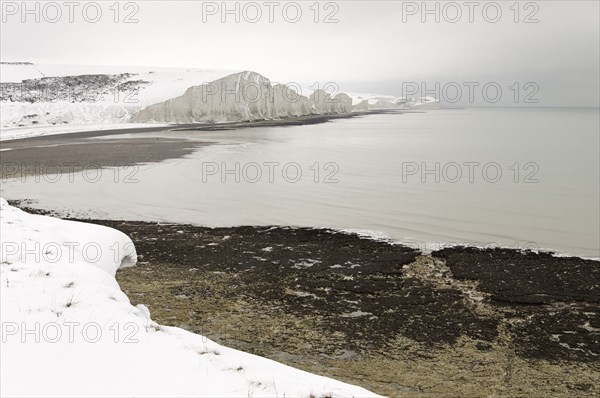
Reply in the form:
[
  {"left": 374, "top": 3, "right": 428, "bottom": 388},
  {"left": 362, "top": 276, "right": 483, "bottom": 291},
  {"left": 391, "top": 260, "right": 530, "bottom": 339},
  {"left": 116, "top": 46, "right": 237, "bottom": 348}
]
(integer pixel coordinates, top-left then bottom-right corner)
[
  {"left": 347, "top": 92, "right": 441, "bottom": 111},
  {"left": 1, "top": 62, "right": 440, "bottom": 137},
  {"left": 132, "top": 71, "right": 354, "bottom": 123},
  {"left": 133, "top": 71, "right": 272, "bottom": 123},
  {"left": 334, "top": 93, "right": 353, "bottom": 113},
  {"left": 353, "top": 99, "right": 370, "bottom": 111},
  {"left": 271, "top": 84, "right": 312, "bottom": 117}
]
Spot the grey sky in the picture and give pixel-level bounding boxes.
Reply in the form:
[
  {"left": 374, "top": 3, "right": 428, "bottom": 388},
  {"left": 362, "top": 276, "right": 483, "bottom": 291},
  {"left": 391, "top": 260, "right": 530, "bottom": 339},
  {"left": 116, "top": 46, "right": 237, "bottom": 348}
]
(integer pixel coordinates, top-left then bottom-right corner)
[{"left": 1, "top": 0, "right": 598, "bottom": 106}]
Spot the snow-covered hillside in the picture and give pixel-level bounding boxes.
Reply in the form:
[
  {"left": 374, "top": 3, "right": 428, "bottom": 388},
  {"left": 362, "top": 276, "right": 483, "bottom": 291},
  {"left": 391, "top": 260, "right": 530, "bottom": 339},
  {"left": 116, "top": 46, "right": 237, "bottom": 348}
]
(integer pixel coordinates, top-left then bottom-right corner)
[
  {"left": 0, "top": 198, "right": 379, "bottom": 397},
  {"left": 0, "top": 62, "right": 237, "bottom": 104},
  {"left": 0, "top": 62, "right": 237, "bottom": 131}
]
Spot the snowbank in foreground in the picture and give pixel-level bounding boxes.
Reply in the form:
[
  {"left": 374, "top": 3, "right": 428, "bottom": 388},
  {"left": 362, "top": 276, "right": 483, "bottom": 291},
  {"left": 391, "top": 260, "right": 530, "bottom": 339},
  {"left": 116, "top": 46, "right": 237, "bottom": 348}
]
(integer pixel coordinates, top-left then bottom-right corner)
[{"left": 0, "top": 199, "right": 379, "bottom": 398}]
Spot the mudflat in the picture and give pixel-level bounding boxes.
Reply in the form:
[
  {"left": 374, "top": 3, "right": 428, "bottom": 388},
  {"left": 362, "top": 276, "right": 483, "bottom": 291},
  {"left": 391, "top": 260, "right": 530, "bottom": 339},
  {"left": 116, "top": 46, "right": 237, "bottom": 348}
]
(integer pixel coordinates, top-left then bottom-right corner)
[
  {"left": 9, "top": 203, "right": 600, "bottom": 397},
  {"left": 0, "top": 110, "right": 402, "bottom": 177}
]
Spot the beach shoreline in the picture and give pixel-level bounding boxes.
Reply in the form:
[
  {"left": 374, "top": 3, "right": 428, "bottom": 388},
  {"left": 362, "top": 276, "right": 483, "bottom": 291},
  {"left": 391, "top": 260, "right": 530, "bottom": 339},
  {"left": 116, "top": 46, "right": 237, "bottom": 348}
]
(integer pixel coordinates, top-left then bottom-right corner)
[
  {"left": 0, "top": 109, "right": 407, "bottom": 144},
  {"left": 7, "top": 200, "right": 600, "bottom": 397},
  {"left": 0, "top": 109, "right": 406, "bottom": 178}
]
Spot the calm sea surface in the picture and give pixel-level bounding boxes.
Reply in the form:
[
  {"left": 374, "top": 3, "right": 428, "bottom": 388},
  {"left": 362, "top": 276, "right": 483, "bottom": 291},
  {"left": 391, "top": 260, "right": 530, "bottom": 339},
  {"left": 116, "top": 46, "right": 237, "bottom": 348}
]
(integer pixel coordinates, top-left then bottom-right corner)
[{"left": 3, "top": 108, "right": 599, "bottom": 258}]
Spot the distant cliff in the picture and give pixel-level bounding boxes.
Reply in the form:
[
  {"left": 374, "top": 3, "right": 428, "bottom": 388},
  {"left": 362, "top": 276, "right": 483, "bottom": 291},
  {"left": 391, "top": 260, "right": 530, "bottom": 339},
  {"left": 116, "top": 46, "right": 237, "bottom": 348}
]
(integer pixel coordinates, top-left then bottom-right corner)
[
  {"left": 1, "top": 63, "right": 439, "bottom": 130},
  {"left": 131, "top": 71, "right": 353, "bottom": 123}
]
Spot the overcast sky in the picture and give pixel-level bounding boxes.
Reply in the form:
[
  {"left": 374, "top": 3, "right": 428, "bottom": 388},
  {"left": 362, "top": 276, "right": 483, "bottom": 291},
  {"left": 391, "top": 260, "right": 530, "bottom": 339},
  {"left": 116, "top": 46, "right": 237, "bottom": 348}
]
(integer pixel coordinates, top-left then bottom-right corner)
[{"left": 1, "top": 1, "right": 599, "bottom": 106}]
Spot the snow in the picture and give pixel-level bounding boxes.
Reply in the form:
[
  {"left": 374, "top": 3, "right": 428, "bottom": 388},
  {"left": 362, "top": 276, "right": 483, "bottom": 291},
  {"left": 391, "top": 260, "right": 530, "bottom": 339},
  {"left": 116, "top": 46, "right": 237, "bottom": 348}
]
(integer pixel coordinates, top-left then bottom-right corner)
[
  {"left": 344, "top": 92, "right": 402, "bottom": 106},
  {"left": 0, "top": 198, "right": 379, "bottom": 397},
  {"left": 341, "top": 311, "right": 372, "bottom": 318},
  {"left": 0, "top": 63, "right": 238, "bottom": 104},
  {"left": 344, "top": 92, "right": 441, "bottom": 109},
  {"left": 0, "top": 63, "right": 238, "bottom": 139}
]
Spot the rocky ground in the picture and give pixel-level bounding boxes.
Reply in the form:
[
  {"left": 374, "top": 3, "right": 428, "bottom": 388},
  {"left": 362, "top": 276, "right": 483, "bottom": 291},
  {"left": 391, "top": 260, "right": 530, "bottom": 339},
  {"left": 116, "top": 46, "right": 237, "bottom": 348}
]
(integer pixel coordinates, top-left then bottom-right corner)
[
  {"left": 0, "top": 73, "right": 150, "bottom": 104},
  {"left": 8, "top": 203, "right": 600, "bottom": 397}
]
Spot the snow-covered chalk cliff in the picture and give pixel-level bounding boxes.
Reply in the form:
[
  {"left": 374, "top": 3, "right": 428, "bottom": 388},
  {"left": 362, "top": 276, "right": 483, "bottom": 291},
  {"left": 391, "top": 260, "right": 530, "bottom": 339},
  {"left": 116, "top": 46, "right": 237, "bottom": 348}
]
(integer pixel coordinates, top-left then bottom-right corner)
[
  {"left": 1, "top": 62, "right": 439, "bottom": 140},
  {"left": 131, "top": 71, "right": 354, "bottom": 123}
]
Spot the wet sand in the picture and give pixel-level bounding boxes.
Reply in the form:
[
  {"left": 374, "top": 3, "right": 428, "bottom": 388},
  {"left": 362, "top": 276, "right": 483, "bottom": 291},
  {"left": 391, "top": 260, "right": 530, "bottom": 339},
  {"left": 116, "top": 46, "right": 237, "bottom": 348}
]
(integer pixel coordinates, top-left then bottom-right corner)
[
  {"left": 0, "top": 110, "right": 402, "bottom": 178},
  {"left": 8, "top": 203, "right": 600, "bottom": 397},
  {"left": 0, "top": 109, "right": 400, "bottom": 146},
  {"left": 0, "top": 137, "right": 210, "bottom": 177}
]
